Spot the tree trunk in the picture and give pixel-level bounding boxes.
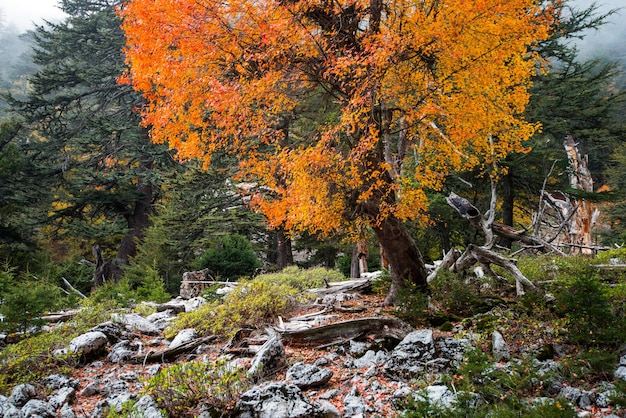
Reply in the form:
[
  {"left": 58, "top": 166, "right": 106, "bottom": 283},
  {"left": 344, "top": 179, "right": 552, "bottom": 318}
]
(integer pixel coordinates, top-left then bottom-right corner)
[
  {"left": 115, "top": 180, "right": 153, "bottom": 267},
  {"left": 276, "top": 228, "right": 293, "bottom": 269},
  {"left": 372, "top": 215, "right": 428, "bottom": 305},
  {"left": 357, "top": 239, "right": 368, "bottom": 276},
  {"left": 501, "top": 172, "right": 515, "bottom": 249},
  {"left": 93, "top": 163, "right": 154, "bottom": 286},
  {"left": 350, "top": 245, "right": 360, "bottom": 278}
]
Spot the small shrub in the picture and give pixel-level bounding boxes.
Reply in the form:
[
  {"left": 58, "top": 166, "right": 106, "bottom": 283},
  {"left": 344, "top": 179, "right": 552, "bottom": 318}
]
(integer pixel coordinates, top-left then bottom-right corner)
[
  {"left": 0, "top": 268, "right": 63, "bottom": 333},
  {"left": 168, "top": 267, "right": 343, "bottom": 338},
  {"left": 0, "top": 330, "right": 77, "bottom": 394},
  {"left": 554, "top": 268, "right": 622, "bottom": 345},
  {"left": 559, "top": 348, "right": 618, "bottom": 384},
  {"left": 168, "top": 278, "right": 299, "bottom": 338},
  {"left": 253, "top": 265, "right": 345, "bottom": 291},
  {"left": 193, "top": 234, "right": 261, "bottom": 280},
  {"left": 143, "top": 358, "right": 251, "bottom": 417},
  {"left": 134, "top": 266, "right": 171, "bottom": 303},
  {"left": 393, "top": 282, "right": 429, "bottom": 326},
  {"left": 429, "top": 271, "right": 483, "bottom": 318},
  {"left": 0, "top": 294, "right": 125, "bottom": 394},
  {"left": 87, "top": 279, "right": 137, "bottom": 308}
]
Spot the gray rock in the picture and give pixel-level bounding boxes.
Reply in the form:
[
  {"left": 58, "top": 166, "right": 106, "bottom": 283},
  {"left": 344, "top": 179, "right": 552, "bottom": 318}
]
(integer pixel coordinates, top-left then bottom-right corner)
[
  {"left": 492, "top": 331, "right": 510, "bottom": 361},
  {"left": 80, "top": 381, "right": 100, "bottom": 397},
  {"left": 147, "top": 364, "right": 162, "bottom": 376},
  {"left": 107, "top": 340, "right": 138, "bottom": 363},
  {"left": 615, "top": 365, "right": 626, "bottom": 381},
  {"left": 89, "top": 321, "right": 124, "bottom": 343},
  {"left": 105, "top": 392, "right": 135, "bottom": 413},
  {"left": 169, "top": 328, "right": 197, "bottom": 349},
  {"left": 42, "top": 374, "right": 79, "bottom": 390},
  {"left": 236, "top": 382, "right": 326, "bottom": 418},
  {"left": 8, "top": 383, "right": 36, "bottom": 407},
  {"left": 415, "top": 385, "right": 456, "bottom": 409},
  {"left": 383, "top": 329, "right": 435, "bottom": 380},
  {"left": 317, "top": 400, "right": 341, "bottom": 418},
  {"left": 110, "top": 313, "right": 160, "bottom": 335},
  {"left": 318, "top": 389, "right": 339, "bottom": 400},
  {"left": 314, "top": 357, "right": 330, "bottom": 367},
  {"left": 558, "top": 386, "right": 596, "bottom": 408},
  {"left": 286, "top": 362, "right": 333, "bottom": 389},
  {"left": 436, "top": 337, "right": 471, "bottom": 368},
  {"left": 60, "top": 403, "right": 76, "bottom": 418},
  {"left": 178, "top": 296, "right": 207, "bottom": 312},
  {"left": 48, "top": 386, "right": 75, "bottom": 410},
  {"left": 100, "top": 380, "right": 128, "bottom": 396},
  {"left": 248, "top": 334, "right": 286, "bottom": 378},
  {"left": 119, "top": 372, "right": 139, "bottom": 382},
  {"left": 69, "top": 331, "right": 108, "bottom": 357},
  {"left": 619, "top": 354, "right": 626, "bottom": 366},
  {"left": 595, "top": 388, "right": 615, "bottom": 408},
  {"left": 146, "top": 310, "right": 175, "bottom": 330},
  {"left": 353, "top": 350, "right": 388, "bottom": 369},
  {"left": 134, "top": 395, "right": 166, "bottom": 418},
  {"left": 0, "top": 395, "right": 22, "bottom": 417},
  {"left": 343, "top": 386, "right": 371, "bottom": 416},
  {"left": 21, "top": 399, "right": 56, "bottom": 418},
  {"left": 348, "top": 340, "right": 370, "bottom": 357}
]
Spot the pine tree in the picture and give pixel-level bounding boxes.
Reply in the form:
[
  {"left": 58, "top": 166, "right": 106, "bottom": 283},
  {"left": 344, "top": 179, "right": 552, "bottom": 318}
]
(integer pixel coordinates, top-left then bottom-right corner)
[{"left": 11, "top": 0, "right": 173, "bottom": 282}]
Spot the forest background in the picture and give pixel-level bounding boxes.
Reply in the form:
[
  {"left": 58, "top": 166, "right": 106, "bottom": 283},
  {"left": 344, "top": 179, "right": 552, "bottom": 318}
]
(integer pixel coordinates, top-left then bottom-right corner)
[{"left": 1, "top": 0, "right": 626, "bottom": 329}]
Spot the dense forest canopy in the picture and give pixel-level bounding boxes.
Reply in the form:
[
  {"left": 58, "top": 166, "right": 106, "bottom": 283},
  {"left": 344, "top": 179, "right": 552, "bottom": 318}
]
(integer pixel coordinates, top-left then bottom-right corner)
[
  {"left": 119, "top": 0, "right": 555, "bottom": 303},
  {"left": 0, "top": 0, "right": 624, "bottom": 306}
]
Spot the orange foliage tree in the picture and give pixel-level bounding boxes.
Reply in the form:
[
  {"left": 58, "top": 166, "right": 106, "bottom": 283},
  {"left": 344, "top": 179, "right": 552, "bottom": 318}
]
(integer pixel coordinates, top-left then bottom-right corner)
[{"left": 119, "top": 0, "right": 553, "bottom": 304}]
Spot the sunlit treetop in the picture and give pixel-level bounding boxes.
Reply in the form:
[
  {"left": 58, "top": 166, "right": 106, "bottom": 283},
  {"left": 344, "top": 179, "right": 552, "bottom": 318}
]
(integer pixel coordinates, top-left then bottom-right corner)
[{"left": 119, "top": 0, "right": 554, "bottom": 236}]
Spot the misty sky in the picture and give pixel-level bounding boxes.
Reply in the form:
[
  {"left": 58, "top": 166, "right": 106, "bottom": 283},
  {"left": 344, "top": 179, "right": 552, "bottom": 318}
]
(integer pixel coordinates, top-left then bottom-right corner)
[
  {"left": 1, "top": 0, "right": 624, "bottom": 58},
  {"left": 0, "top": 0, "right": 66, "bottom": 32}
]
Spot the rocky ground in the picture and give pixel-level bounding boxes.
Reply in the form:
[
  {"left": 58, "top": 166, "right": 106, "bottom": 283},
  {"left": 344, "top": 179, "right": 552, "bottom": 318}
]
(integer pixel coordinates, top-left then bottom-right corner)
[{"left": 1, "top": 282, "right": 626, "bottom": 417}]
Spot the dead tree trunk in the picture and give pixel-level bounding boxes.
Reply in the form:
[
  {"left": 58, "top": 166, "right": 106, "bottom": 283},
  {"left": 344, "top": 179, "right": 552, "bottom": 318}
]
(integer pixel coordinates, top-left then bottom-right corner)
[
  {"left": 562, "top": 134, "right": 600, "bottom": 254},
  {"left": 445, "top": 190, "right": 538, "bottom": 296}
]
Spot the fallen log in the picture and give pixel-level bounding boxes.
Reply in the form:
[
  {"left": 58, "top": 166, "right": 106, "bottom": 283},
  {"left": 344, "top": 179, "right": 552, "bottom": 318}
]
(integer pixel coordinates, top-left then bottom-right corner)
[
  {"left": 275, "top": 317, "right": 414, "bottom": 348},
  {"left": 128, "top": 335, "right": 217, "bottom": 364},
  {"left": 306, "top": 277, "right": 374, "bottom": 297}
]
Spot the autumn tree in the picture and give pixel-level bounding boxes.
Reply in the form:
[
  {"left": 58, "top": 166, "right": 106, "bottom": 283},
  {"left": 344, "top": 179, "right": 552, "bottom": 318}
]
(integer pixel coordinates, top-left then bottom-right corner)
[{"left": 120, "top": 0, "right": 552, "bottom": 304}]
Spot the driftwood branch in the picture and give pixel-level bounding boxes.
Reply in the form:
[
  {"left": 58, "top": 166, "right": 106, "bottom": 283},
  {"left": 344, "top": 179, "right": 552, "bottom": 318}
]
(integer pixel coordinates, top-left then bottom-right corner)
[
  {"left": 62, "top": 277, "right": 87, "bottom": 299},
  {"left": 452, "top": 244, "right": 536, "bottom": 296},
  {"left": 128, "top": 336, "right": 217, "bottom": 364},
  {"left": 445, "top": 192, "right": 546, "bottom": 295},
  {"left": 276, "top": 317, "right": 414, "bottom": 348},
  {"left": 447, "top": 192, "right": 563, "bottom": 255},
  {"left": 306, "top": 277, "right": 373, "bottom": 297}
]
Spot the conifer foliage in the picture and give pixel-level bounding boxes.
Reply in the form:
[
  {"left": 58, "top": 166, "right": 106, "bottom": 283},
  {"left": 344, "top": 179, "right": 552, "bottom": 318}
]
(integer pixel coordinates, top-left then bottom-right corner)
[{"left": 13, "top": 0, "right": 172, "bottom": 280}]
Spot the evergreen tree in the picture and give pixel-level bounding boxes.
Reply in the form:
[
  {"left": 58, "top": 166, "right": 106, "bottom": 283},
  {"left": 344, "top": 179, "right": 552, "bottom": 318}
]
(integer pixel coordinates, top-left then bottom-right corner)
[
  {"left": 11, "top": 0, "right": 173, "bottom": 282},
  {"left": 499, "top": 0, "right": 626, "bottom": 241}
]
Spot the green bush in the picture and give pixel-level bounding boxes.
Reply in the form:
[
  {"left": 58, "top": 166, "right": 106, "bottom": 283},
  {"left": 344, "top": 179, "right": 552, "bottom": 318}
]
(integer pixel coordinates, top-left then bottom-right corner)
[
  {"left": 392, "top": 281, "right": 429, "bottom": 326},
  {"left": 143, "top": 358, "right": 251, "bottom": 417},
  {"left": 253, "top": 265, "right": 345, "bottom": 291},
  {"left": 399, "top": 348, "right": 575, "bottom": 417},
  {"left": 193, "top": 234, "right": 261, "bottom": 280},
  {"left": 133, "top": 266, "right": 171, "bottom": 303},
  {"left": 168, "top": 279, "right": 300, "bottom": 338},
  {"left": 554, "top": 268, "right": 623, "bottom": 345},
  {"left": 0, "top": 327, "right": 77, "bottom": 394},
  {"left": 429, "top": 271, "right": 484, "bottom": 318},
  {"left": 168, "top": 267, "right": 341, "bottom": 338},
  {"left": 0, "top": 267, "right": 63, "bottom": 333}
]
